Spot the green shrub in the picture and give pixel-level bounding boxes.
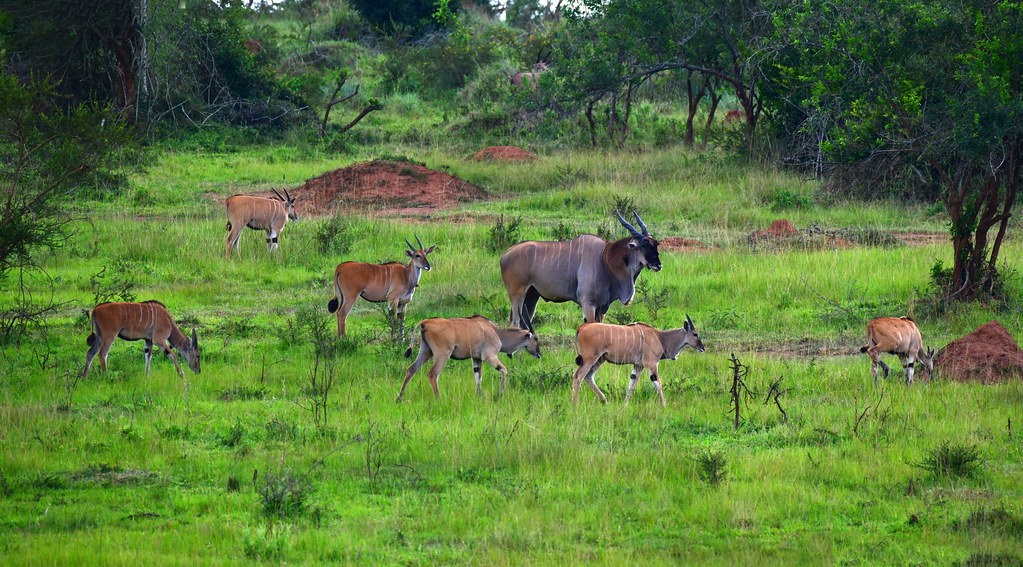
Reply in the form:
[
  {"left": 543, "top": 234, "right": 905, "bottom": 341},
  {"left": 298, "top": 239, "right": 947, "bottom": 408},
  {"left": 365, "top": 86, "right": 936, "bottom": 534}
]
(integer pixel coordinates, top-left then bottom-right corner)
[
  {"left": 258, "top": 469, "right": 311, "bottom": 519},
  {"left": 695, "top": 450, "right": 728, "bottom": 485},
  {"left": 915, "top": 441, "right": 983, "bottom": 479},
  {"left": 762, "top": 187, "right": 813, "bottom": 211},
  {"left": 315, "top": 216, "right": 357, "bottom": 255},
  {"left": 487, "top": 215, "right": 523, "bottom": 252}
]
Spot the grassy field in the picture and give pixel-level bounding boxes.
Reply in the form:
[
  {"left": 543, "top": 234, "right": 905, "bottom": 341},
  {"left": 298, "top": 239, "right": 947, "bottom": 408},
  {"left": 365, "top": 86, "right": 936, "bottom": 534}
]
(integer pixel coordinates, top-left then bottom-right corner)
[{"left": 2, "top": 146, "right": 1022, "bottom": 565}]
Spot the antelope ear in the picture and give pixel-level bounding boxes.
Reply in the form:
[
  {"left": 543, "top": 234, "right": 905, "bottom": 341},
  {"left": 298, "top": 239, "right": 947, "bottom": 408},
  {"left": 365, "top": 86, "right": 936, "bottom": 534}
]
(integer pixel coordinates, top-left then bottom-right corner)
[
  {"left": 406, "top": 249, "right": 415, "bottom": 258},
  {"left": 425, "top": 244, "right": 436, "bottom": 254},
  {"left": 192, "top": 328, "right": 198, "bottom": 348},
  {"left": 628, "top": 240, "right": 639, "bottom": 248}
]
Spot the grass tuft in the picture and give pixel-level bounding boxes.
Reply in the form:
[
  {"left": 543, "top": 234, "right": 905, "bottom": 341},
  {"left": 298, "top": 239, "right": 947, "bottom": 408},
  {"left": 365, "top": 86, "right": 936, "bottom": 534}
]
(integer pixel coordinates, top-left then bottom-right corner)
[{"left": 914, "top": 440, "right": 983, "bottom": 479}]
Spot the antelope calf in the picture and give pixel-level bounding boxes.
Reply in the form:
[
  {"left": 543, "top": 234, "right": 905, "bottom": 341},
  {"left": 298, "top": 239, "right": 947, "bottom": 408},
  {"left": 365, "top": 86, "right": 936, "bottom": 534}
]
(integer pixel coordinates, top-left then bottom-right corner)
[
  {"left": 397, "top": 315, "right": 541, "bottom": 401},
  {"left": 860, "top": 316, "right": 935, "bottom": 386},
  {"left": 573, "top": 315, "right": 704, "bottom": 406},
  {"left": 84, "top": 300, "right": 200, "bottom": 379},
  {"left": 225, "top": 188, "right": 297, "bottom": 258},
  {"left": 327, "top": 235, "right": 436, "bottom": 339}
]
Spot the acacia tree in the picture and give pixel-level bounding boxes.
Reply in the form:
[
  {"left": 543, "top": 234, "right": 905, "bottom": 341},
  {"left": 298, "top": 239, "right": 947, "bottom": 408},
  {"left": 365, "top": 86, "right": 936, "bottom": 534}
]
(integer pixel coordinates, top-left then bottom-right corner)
[
  {"left": 772, "top": 0, "right": 1022, "bottom": 299},
  {"left": 560, "top": 0, "right": 771, "bottom": 152}
]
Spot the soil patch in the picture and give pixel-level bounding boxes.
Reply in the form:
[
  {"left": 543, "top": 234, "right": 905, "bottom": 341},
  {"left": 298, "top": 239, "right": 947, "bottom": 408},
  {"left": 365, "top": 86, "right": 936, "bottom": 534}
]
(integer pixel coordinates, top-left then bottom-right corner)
[
  {"left": 290, "top": 160, "right": 487, "bottom": 216},
  {"left": 470, "top": 146, "right": 538, "bottom": 162},
  {"left": 934, "top": 321, "right": 1023, "bottom": 383},
  {"left": 895, "top": 232, "right": 947, "bottom": 247},
  {"left": 659, "top": 237, "right": 711, "bottom": 252}
]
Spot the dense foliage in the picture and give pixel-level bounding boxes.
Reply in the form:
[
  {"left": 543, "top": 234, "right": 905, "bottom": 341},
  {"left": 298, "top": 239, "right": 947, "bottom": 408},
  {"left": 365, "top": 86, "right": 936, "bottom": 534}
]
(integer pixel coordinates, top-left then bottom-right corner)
[{"left": 770, "top": 0, "right": 1022, "bottom": 299}]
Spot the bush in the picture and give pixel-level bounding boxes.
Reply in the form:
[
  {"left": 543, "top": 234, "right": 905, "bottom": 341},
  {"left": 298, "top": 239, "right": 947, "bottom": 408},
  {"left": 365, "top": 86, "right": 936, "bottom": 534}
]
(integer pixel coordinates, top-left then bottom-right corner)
[
  {"left": 915, "top": 441, "right": 983, "bottom": 479},
  {"left": 315, "top": 216, "right": 358, "bottom": 255},
  {"left": 695, "top": 450, "right": 728, "bottom": 485},
  {"left": 486, "top": 215, "right": 523, "bottom": 252},
  {"left": 761, "top": 187, "right": 812, "bottom": 211},
  {"left": 258, "top": 468, "right": 312, "bottom": 519}
]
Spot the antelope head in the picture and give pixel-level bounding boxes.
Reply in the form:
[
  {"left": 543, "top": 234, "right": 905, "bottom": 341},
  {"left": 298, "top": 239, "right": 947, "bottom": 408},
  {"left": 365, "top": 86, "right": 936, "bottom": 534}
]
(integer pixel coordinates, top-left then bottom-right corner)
[
  {"left": 616, "top": 209, "right": 661, "bottom": 272},
  {"left": 182, "top": 328, "right": 201, "bottom": 374},
  {"left": 683, "top": 314, "right": 705, "bottom": 353},
  {"left": 272, "top": 188, "right": 298, "bottom": 221},
  {"left": 405, "top": 234, "right": 436, "bottom": 271},
  {"left": 919, "top": 346, "right": 935, "bottom": 376}
]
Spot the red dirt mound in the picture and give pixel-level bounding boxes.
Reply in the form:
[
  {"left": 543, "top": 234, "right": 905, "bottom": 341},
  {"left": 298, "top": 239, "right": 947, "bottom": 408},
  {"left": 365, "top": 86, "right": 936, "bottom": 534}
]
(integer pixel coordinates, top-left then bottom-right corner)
[
  {"left": 934, "top": 321, "right": 1023, "bottom": 384},
  {"left": 470, "top": 146, "right": 538, "bottom": 162},
  {"left": 659, "top": 237, "right": 710, "bottom": 252},
  {"left": 748, "top": 219, "right": 800, "bottom": 242},
  {"left": 293, "top": 160, "right": 487, "bottom": 215}
]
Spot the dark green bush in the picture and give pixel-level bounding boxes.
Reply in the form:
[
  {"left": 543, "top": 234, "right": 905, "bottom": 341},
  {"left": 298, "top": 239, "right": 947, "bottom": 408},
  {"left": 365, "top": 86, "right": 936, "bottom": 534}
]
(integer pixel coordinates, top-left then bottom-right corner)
[
  {"left": 487, "top": 215, "right": 523, "bottom": 252},
  {"left": 915, "top": 441, "right": 983, "bottom": 479}
]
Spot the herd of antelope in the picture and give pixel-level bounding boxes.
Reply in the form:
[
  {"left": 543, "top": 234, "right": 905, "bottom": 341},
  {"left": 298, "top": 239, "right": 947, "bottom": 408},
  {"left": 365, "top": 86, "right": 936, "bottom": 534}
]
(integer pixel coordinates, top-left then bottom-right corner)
[{"left": 82, "top": 188, "right": 937, "bottom": 404}]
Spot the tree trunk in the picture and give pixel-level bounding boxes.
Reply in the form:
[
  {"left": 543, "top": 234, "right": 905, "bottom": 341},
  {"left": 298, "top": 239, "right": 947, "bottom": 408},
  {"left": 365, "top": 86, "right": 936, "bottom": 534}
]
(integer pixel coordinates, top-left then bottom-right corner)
[
  {"left": 683, "top": 75, "right": 706, "bottom": 148},
  {"left": 701, "top": 77, "right": 722, "bottom": 149},
  {"left": 982, "top": 137, "right": 1020, "bottom": 292},
  {"left": 619, "top": 80, "right": 634, "bottom": 146},
  {"left": 585, "top": 98, "right": 598, "bottom": 147},
  {"left": 608, "top": 89, "right": 618, "bottom": 143}
]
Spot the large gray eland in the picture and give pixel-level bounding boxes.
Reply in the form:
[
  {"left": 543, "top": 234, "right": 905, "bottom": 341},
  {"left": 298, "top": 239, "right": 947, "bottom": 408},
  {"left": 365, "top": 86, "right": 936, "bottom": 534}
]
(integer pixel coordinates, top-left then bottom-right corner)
[
  {"left": 572, "top": 315, "right": 704, "bottom": 406},
  {"left": 398, "top": 315, "right": 541, "bottom": 401},
  {"left": 327, "top": 235, "right": 436, "bottom": 339},
  {"left": 84, "top": 300, "right": 200, "bottom": 379},
  {"left": 500, "top": 210, "right": 660, "bottom": 333}
]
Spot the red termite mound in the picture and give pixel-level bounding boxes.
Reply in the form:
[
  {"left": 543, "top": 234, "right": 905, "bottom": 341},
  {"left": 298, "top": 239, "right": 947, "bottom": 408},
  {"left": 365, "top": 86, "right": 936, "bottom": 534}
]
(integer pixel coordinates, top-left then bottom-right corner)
[
  {"left": 934, "top": 321, "right": 1023, "bottom": 383},
  {"left": 750, "top": 219, "right": 800, "bottom": 240},
  {"left": 292, "top": 159, "right": 486, "bottom": 215}
]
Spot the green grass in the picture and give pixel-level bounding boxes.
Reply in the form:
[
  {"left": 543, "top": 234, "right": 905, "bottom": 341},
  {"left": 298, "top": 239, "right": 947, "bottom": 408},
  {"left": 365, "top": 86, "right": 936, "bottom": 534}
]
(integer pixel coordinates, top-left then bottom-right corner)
[{"left": 2, "top": 146, "right": 1022, "bottom": 565}]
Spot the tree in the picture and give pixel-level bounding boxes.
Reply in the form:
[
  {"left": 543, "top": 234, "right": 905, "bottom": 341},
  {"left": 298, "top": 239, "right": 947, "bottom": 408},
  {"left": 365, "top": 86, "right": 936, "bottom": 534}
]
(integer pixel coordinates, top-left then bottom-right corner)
[
  {"left": 351, "top": 0, "right": 453, "bottom": 35},
  {"left": 559, "top": 0, "right": 772, "bottom": 151},
  {"left": 0, "top": 72, "right": 132, "bottom": 341},
  {"left": 1, "top": 0, "right": 141, "bottom": 112},
  {"left": 771, "top": 0, "right": 1022, "bottom": 299}
]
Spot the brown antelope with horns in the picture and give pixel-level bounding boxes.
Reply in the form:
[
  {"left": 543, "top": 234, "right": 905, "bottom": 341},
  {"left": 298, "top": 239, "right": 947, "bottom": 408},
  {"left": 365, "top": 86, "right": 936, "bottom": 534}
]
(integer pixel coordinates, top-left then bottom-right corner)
[
  {"left": 397, "top": 315, "right": 541, "bottom": 401},
  {"left": 500, "top": 210, "right": 660, "bottom": 333},
  {"left": 327, "top": 235, "right": 436, "bottom": 340},
  {"left": 573, "top": 315, "right": 704, "bottom": 406},
  {"left": 860, "top": 316, "right": 935, "bottom": 386},
  {"left": 225, "top": 188, "right": 297, "bottom": 258},
  {"left": 510, "top": 48, "right": 552, "bottom": 88},
  {"left": 83, "top": 300, "right": 200, "bottom": 379}
]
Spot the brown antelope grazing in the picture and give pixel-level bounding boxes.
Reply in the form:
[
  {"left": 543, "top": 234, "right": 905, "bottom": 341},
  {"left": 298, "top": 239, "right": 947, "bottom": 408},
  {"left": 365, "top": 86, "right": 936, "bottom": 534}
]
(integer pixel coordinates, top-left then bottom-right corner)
[
  {"left": 510, "top": 48, "right": 552, "bottom": 88},
  {"left": 327, "top": 235, "right": 436, "bottom": 339},
  {"left": 225, "top": 188, "right": 297, "bottom": 258},
  {"left": 860, "top": 316, "right": 935, "bottom": 386},
  {"left": 84, "top": 300, "right": 200, "bottom": 379},
  {"left": 397, "top": 315, "right": 541, "bottom": 401},
  {"left": 573, "top": 315, "right": 704, "bottom": 406},
  {"left": 500, "top": 210, "right": 660, "bottom": 333}
]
